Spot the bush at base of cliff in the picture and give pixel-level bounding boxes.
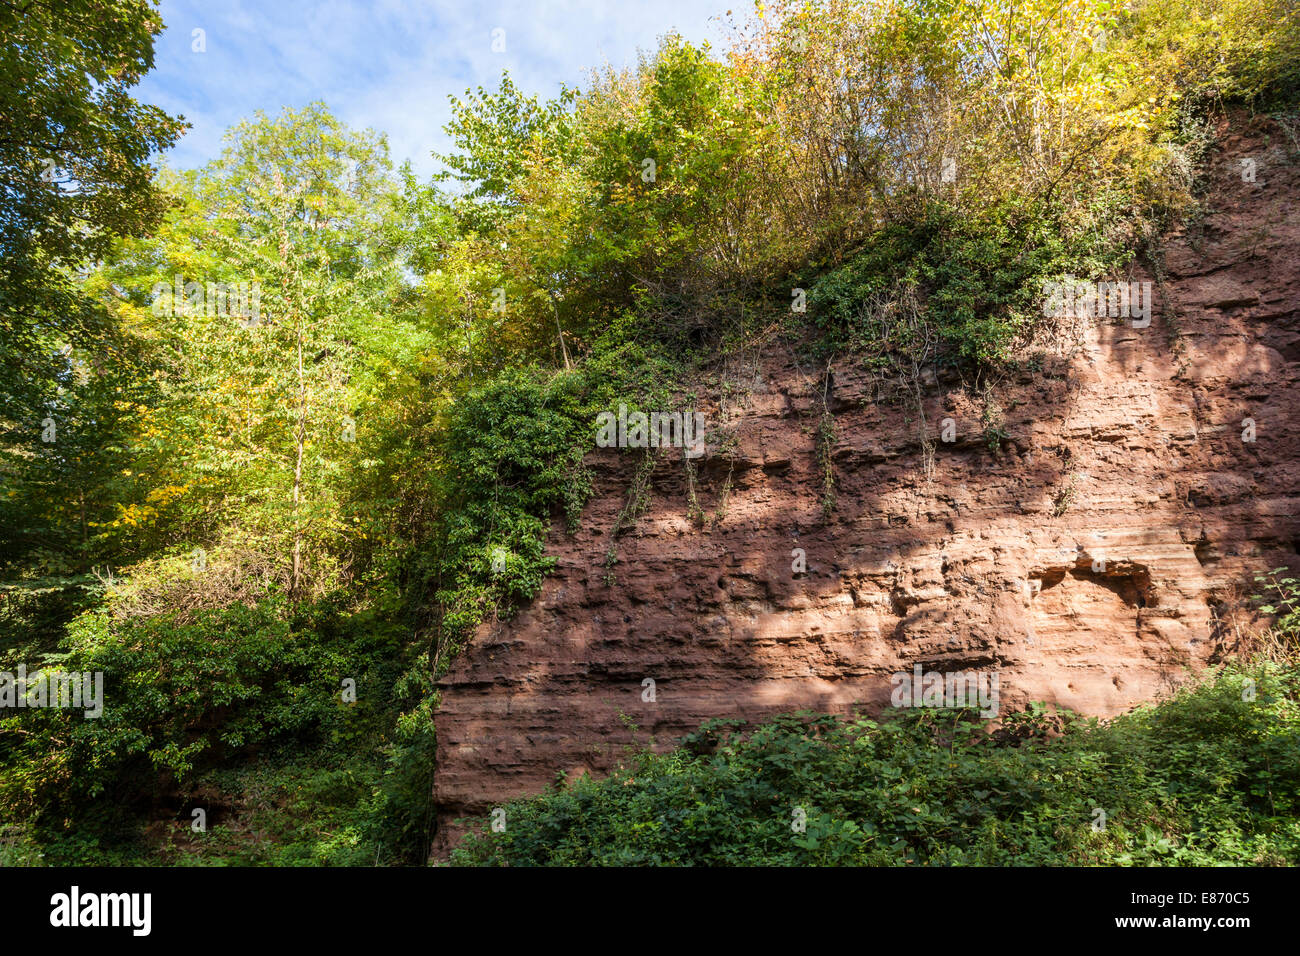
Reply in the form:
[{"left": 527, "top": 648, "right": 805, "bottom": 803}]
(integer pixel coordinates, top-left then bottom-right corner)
[
  {"left": 449, "top": 662, "right": 1300, "bottom": 866},
  {"left": 0, "top": 594, "right": 438, "bottom": 866}
]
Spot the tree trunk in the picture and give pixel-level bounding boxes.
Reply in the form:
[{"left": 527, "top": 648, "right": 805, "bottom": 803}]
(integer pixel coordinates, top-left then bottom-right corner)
[
  {"left": 550, "top": 291, "right": 571, "bottom": 371},
  {"left": 291, "top": 263, "right": 306, "bottom": 602}
]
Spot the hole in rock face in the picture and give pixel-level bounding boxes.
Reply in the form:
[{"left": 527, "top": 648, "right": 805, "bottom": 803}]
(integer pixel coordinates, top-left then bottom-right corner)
[
  {"left": 1082, "top": 568, "right": 1149, "bottom": 608},
  {"left": 1194, "top": 536, "right": 1218, "bottom": 566},
  {"left": 1029, "top": 564, "right": 1153, "bottom": 646},
  {"left": 1035, "top": 568, "right": 1067, "bottom": 591},
  {"left": 889, "top": 591, "right": 908, "bottom": 616}
]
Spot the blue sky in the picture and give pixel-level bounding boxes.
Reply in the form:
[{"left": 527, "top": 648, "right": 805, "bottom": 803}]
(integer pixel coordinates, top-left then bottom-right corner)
[{"left": 137, "top": 0, "right": 732, "bottom": 178}]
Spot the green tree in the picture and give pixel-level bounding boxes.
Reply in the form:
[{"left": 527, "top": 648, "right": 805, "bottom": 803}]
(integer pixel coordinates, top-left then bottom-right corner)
[
  {"left": 0, "top": 0, "right": 184, "bottom": 415},
  {"left": 90, "top": 104, "right": 411, "bottom": 603}
]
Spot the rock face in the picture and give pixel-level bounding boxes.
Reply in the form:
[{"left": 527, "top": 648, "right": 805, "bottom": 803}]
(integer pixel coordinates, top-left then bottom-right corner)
[{"left": 431, "top": 115, "right": 1300, "bottom": 856}]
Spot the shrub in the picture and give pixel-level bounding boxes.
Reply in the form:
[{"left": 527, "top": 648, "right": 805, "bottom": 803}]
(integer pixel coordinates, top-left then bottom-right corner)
[
  {"left": 451, "top": 662, "right": 1300, "bottom": 866},
  {"left": 2, "top": 599, "right": 367, "bottom": 819}
]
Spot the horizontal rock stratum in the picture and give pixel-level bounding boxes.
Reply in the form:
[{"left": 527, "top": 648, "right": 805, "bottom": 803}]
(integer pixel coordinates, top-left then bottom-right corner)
[{"left": 432, "top": 115, "right": 1300, "bottom": 857}]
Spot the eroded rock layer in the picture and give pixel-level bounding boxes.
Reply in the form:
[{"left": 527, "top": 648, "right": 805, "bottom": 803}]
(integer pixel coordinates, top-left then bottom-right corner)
[{"left": 432, "top": 116, "right": 1300, "bottom": 855}]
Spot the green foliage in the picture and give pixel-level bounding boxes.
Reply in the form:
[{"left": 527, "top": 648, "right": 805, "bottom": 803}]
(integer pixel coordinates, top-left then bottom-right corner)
[
  {"left": 0, "top": 575, "right": 100, "bottom": 657},
  {"left": 3, "top": 601, "right": 343, "bottom": 806},
  {"left": 0, "top": 594, "right": 436, "bottom": 864},
  {"left": 808, "top": 200, "right": 1125, "bottom": 369},
  {"left": 0, "top": 0, "right": 184, "bottom": 579},
  {"left": 425, "top": 337, "right": 678, "bottom": 658},
  {"left": 0, "top": 0, "right": 185, "bottom": 420},
  {"left": 438, "top": 72, "right": 577, "bottom": 234},
  {"left": 1253, "top": 567, "right": 1300, "bottom": 639},
  {"left": 98, "top": 104, "right": 406, "bottom": 598},
  {"left": 429, "top": 367, "right": 582, "bottom": 649},
  {"left": 451, "top": 661, "right": 1300, "bottom": 866}
]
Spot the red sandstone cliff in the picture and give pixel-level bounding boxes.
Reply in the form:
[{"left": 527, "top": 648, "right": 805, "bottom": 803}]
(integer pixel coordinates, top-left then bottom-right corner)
[{"left": 432, "top": 115, "right": 1300, "bottom": 855}]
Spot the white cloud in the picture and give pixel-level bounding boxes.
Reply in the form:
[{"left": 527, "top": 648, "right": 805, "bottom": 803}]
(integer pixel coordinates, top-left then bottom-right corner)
[{"left": 136, "top": 0, "right": 731, "bottom": 178}]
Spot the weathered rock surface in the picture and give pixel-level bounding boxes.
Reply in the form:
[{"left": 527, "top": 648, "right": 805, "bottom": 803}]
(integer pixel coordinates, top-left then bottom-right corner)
[{"left": 432, "top": 115, "right": 1300, "bottom": 855}]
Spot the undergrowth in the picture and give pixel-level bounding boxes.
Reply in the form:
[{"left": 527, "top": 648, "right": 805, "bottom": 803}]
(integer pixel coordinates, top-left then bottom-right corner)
[{"left": 451, "top": 661, "right": 1300, "bottom": 867}]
